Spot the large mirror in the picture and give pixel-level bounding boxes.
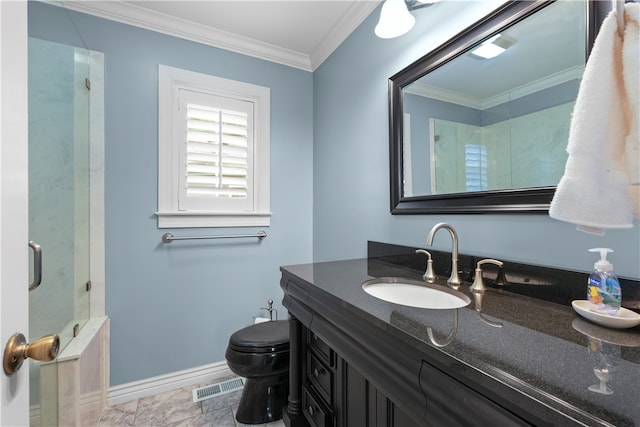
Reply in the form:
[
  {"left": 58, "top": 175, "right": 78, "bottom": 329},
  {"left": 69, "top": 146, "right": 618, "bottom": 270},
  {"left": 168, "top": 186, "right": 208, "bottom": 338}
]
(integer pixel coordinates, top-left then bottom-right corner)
[{"left": 389, "top": 0, "right": 608, "bottom": 214}]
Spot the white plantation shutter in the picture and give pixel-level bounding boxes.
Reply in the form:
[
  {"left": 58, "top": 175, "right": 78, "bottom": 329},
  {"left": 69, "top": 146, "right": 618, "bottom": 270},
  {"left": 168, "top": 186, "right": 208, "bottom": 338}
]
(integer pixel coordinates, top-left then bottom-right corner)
[
  {"left": 186, "top": 105, "right": 248, "bottom": 197},
  {"left": 178, "top": 90, "right": 254, "bottom": 211},
  {"left": 465, "top": 144, "right": 488, "bottom": 192}
]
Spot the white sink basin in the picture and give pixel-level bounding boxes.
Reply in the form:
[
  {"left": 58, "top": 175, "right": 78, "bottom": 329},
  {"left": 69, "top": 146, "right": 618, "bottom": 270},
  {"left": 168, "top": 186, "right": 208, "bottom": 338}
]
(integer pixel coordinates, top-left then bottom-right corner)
[{"left": 362, "top": 277, "right": 470, "bottom": 309}]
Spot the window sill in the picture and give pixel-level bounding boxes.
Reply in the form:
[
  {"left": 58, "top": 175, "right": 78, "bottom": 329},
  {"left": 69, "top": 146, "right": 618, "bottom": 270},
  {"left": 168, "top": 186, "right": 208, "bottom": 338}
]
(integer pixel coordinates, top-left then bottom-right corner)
[{"left": 155, "top": 211, "right": 271, "bottom": 228}]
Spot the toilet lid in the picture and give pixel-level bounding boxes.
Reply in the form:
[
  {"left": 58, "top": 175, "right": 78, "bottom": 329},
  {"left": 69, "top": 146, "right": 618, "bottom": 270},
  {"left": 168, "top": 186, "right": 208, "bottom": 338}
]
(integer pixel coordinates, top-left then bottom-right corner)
[{"left": 228, "top": 320, "right": 289, "bottom": 353}]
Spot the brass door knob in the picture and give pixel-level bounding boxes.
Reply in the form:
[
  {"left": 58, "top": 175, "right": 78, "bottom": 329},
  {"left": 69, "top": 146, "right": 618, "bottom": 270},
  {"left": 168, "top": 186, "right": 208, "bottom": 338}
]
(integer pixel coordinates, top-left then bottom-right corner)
[{"left": 3, "top": 333, "right": 60, "bottom": 375}]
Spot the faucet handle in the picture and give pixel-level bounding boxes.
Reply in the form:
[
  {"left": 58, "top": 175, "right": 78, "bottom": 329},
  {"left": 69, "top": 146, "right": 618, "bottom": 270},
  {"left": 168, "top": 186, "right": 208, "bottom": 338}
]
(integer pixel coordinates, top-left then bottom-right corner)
[
  {"left": 416, "top": 249, "right": 436, "bottom": 283},
  {"left": 470, "top": 259, "right": 503, "bottom": 293}
]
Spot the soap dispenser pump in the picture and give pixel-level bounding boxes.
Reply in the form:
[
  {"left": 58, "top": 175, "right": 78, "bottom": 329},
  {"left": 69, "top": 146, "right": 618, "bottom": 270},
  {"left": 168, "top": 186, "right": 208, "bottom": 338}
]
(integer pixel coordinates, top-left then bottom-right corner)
[{"left": 587, "top": 248, "right": 621, "bottom": 316}]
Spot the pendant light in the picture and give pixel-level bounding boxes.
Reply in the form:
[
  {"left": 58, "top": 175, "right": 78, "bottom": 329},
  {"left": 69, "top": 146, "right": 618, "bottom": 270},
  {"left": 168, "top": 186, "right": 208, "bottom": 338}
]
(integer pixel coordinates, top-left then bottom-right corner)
[{"left": 375, "top": 0, "right": 415, "bottom": 39}]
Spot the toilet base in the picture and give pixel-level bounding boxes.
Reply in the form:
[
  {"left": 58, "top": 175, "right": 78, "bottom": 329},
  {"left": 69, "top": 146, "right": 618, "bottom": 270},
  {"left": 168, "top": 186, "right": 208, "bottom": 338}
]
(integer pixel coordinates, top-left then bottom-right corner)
[{"left": 235, "top": 374, "right": 288, "bottom": 425}]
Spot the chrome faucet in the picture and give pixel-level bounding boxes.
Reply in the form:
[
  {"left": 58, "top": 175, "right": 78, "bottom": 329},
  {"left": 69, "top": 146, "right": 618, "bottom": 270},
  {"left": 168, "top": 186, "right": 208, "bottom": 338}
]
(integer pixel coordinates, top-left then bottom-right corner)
[{"left": 426, "top": 223, "right": 461, "bottom": 289}]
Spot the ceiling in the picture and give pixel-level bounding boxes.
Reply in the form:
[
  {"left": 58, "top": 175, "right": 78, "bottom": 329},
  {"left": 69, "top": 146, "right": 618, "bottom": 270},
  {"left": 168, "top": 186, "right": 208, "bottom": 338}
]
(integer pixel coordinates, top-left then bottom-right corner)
[
  {"left": 408, "top": 0, "right": 586, "bottom": 106},
  {"left": 63, "top": 0, "right": 381, "bottom": 71},
  {"left": 60, "top": 1, "right": 588, "bottom": 103}
]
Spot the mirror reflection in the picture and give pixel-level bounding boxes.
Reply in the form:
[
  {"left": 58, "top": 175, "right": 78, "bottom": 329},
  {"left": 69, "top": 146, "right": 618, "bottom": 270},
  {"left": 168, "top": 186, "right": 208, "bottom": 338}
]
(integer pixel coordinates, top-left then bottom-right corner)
[{"left": 401, "top": 0, "right": 586, "bottom": 198}]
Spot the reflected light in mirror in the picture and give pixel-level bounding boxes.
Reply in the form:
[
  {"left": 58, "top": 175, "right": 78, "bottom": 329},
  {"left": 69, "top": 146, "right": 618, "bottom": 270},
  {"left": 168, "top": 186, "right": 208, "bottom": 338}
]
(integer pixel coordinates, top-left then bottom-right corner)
[{"left": 470, "top": 34, "right": 506, "bottom": 59}]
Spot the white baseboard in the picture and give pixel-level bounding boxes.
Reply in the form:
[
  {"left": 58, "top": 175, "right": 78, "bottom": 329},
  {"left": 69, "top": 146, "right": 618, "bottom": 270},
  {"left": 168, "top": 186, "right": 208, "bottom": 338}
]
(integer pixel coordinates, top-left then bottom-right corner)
[{"left": 108, "top": 361, "right": 233, "bottom": 406}]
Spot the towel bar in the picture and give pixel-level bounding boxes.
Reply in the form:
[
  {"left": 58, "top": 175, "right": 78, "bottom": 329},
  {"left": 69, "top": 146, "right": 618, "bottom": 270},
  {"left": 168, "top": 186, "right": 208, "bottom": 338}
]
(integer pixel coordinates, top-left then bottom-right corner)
[{"left": 161, "top": 231, "right": 267, "bottom": 243}]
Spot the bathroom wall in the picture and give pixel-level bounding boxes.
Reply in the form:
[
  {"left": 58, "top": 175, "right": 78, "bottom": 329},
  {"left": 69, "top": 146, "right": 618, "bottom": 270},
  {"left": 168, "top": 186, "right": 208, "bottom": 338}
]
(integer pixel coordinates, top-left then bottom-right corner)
[
  {"left": 28, "top": 0, "right": 639, "bottom": 392},
  {"left": 29, "top": 2, "right": 314, "bottom": 387},
  {"left": 313, "top": 1, "right": 640, "bottom": 279}
]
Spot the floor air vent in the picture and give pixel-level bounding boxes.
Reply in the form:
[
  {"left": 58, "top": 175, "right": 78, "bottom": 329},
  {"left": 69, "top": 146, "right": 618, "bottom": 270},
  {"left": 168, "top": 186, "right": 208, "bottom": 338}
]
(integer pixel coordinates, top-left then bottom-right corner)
[{"left": 192, "top": 377, "right": 245, "bottom": 403}]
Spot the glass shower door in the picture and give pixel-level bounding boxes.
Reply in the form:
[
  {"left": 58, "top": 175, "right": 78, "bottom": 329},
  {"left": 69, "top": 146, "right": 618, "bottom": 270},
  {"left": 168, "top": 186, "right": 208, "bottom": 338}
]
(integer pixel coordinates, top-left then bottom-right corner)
[{"left": 28, "top": 37, "right": 92, "bottom": 426}]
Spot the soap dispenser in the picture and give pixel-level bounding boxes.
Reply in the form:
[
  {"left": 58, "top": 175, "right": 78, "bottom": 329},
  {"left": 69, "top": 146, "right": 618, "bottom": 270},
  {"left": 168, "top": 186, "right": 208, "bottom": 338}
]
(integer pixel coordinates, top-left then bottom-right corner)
[{"left": 587, "top": 248, "right": 621, "bottom": 316}]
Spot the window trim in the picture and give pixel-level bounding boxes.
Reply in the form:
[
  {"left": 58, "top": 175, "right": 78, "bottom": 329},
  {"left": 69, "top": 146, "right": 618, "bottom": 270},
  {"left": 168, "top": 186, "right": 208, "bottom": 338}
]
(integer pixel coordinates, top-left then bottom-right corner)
[{"left": 156, "top": 65, "right": 270, "bottom": 228}]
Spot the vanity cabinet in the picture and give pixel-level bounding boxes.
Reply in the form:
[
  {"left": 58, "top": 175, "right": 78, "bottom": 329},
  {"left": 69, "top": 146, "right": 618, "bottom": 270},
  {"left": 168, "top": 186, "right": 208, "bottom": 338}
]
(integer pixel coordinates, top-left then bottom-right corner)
[
  {"left": 281, "top": 268, "right": 533, "bottom": 427},
  {"left": 301, "top": 329, "right": 421, "bottom": 427}
]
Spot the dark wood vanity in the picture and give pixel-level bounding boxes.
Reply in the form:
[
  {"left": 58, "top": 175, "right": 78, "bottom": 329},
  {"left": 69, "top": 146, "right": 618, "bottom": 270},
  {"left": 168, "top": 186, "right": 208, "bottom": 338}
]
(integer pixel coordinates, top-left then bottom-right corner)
[{"left": 280, "top": 243, "right": 640, "bottom": 427}]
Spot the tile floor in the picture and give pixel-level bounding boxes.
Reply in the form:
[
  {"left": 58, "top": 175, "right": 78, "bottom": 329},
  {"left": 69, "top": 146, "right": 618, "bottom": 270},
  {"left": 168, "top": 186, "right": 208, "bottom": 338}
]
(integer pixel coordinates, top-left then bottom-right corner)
[{"left": 98, "top": 380, "right": 286, "bottom": 427}]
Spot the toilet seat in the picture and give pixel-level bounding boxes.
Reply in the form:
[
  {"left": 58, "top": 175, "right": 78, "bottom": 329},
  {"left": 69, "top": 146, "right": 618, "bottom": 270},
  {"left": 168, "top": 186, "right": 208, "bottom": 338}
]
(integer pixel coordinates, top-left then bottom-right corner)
[{"left": 228, "top": 320, "right": 289, "bottom": 354}]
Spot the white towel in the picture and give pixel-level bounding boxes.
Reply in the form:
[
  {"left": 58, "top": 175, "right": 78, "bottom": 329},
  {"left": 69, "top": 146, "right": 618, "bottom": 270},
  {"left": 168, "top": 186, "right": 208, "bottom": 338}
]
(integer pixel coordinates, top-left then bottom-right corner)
[
  {"left": 549, "top": 3, "right": 639, "bottom": 229},
  {"left": 623, "top": 3, "right": 640, "bottom": 216}
]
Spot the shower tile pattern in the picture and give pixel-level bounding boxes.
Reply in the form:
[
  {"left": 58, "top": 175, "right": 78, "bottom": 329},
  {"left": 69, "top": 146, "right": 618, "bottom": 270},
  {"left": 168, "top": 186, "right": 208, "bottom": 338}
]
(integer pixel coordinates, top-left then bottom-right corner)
[{"left": 98, "top": 385, "right": 285, "bottom": 427}]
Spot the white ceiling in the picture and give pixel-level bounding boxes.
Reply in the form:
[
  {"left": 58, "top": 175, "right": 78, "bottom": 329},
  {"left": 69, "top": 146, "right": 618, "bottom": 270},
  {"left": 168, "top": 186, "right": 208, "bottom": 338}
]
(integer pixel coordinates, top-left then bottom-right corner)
[
  {"left": 63, "top": 0, "right": 381, "bottom": 71},
  {"left": 60, "top": 0, "right": 588, "bottom": 98},
  {"left": 407, "top": 0, "right": 586, "bottom": 105}
]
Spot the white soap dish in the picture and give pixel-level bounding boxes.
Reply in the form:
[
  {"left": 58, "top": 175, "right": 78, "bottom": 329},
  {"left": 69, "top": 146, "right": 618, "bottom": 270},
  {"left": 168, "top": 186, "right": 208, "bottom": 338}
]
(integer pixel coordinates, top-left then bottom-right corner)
[{"left": 572, "top": 300, "right": 640, "bottom": 329}]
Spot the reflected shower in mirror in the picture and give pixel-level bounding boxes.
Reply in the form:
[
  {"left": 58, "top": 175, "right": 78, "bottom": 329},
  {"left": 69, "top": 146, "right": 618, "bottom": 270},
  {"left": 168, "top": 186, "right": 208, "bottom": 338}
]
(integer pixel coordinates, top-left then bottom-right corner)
[{"left": 389, "top": 0, "right": 607, "bottom": 213}]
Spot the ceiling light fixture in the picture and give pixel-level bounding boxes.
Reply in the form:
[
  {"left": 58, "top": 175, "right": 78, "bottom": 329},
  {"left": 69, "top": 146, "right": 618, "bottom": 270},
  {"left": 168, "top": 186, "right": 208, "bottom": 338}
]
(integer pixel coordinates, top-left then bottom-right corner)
[{"left": 375, "top": 0, "right": 440, "bottom": 39}]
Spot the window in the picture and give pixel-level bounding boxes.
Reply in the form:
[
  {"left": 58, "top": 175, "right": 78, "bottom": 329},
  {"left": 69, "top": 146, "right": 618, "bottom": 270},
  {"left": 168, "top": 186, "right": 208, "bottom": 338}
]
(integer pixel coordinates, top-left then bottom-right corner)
[
  {"left": 157, "top": 65, "right": 270, "bottom": 228},
  {"left": 465, "top": 144, "right": 488, "bottom": 192}
]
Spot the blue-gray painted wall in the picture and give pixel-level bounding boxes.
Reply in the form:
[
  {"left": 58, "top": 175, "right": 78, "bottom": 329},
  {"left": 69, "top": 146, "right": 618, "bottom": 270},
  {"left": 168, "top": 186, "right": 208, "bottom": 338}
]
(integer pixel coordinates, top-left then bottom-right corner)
[
  {"left": 313, "top": 1, "right": 640, "bottom": 278},
  {"left": 29, "top": 2, "right": 313, "bottom": 386},
  {"left": 404, "top": 93, "right": 480, "bottom": 195},
  {"left": 29, "top": 0, "right": 639, "bottom": 388}
]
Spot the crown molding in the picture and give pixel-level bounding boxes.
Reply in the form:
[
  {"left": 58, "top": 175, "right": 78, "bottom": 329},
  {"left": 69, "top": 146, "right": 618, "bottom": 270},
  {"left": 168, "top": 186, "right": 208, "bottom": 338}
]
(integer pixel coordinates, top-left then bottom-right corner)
[
  {"left": 62, "top": 1, "right": 379, "bottom": 72},
  {"left": 481, "top": 65, "right": 584, "bottom": 109},
  {"left": 406, "top": 82, "right": 482, "bottom": 109},
  {"left": 406, "top": 65, "right": 584, "bottom": 110},
  {"left": 62, "top": 0, "right": 311, "bottom": 71},
  {"left": 310, "top": 1, "right": 380, "bottom": 70}
]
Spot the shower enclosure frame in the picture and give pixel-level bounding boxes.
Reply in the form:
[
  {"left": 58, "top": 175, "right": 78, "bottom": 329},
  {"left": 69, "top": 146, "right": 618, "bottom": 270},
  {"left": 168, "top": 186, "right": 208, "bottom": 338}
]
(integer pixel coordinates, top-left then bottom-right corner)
[{"left": 28, "top": 37, "right": 107, "bottom": 427}]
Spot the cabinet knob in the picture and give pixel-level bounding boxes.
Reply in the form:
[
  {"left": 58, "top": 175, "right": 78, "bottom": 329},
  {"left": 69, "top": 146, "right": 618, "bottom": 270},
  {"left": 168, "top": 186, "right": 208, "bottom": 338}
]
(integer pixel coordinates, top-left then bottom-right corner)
[
  {"left": 313, "top": 368, "right": 321, "bottom": 377},
  {"left": 308, "top": 405, "right": 314, "bottom": 416}
]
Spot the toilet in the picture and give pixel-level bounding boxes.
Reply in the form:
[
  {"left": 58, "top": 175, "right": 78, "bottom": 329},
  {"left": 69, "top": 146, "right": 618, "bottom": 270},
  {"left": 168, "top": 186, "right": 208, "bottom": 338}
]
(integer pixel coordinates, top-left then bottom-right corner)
[{"left": 225, "top": 319, "right": 290, "bottom": 424}]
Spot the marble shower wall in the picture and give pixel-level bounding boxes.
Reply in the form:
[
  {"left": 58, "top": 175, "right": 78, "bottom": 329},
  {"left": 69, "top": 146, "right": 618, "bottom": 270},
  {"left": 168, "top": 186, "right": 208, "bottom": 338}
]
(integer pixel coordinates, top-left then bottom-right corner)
[{"left": 432, "top": 101, "right": 574, "bottom": 193}]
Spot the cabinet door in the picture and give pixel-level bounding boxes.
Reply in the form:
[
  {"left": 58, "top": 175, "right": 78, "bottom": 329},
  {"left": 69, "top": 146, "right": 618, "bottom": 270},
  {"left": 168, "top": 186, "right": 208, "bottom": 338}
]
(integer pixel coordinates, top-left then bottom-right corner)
[
  {"left": 420, "top": 361, "right": 532, "bottom": 426},
  {"left": 339, "top": 359, "right": 422, "bottom": 427},
  {"left": 342, "top": 361, "right": 368, "bottom": 426},
  {"left": 389, "top": 400, "right": 422, "bottom": 427}
]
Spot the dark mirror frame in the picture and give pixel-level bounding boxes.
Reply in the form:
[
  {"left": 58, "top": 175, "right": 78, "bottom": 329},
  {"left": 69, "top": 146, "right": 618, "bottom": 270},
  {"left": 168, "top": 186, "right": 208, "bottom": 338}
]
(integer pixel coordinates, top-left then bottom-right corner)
[{"left": 389, "top": 0, "right": 609, "bottom": 214}]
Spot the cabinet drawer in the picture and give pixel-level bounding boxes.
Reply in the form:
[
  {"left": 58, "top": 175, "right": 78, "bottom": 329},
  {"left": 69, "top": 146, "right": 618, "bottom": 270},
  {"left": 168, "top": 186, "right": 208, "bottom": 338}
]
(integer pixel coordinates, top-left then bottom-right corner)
[
  {"left": 307, "top": 352, "right": 332, "bottom": 403},
  {"left": 303, "top": 386, "right": 332, "bottom": 427},
  {"left": 307, "top": 331, "right": 333, "bottom": 365}
]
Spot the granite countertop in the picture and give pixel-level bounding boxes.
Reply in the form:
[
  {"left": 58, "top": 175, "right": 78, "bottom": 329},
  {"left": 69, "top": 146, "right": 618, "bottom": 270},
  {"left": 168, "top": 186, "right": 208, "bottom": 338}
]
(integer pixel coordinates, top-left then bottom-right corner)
[{"left": 281, "top": 256, "right": 640, "bottom": 427}]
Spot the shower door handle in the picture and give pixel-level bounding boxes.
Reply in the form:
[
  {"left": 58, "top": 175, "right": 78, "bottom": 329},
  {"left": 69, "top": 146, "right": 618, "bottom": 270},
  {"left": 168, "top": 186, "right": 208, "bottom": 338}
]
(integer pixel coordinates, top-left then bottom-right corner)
[{"left": 28, "top": 241, "right": 42, "bottom": 291}]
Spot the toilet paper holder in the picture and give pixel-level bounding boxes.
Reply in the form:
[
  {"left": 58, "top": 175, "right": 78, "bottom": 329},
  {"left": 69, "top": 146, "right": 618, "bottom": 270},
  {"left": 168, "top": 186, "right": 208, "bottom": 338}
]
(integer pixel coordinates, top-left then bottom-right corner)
[{"left": 261, "top": 299, "right": 278, "bottom": 321}]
